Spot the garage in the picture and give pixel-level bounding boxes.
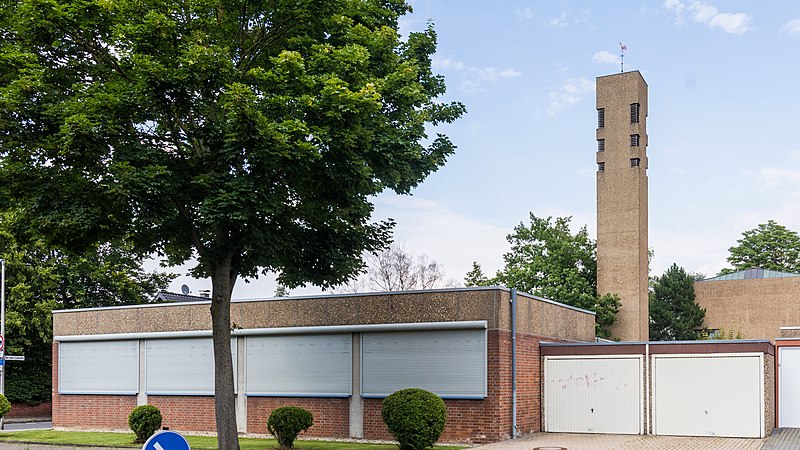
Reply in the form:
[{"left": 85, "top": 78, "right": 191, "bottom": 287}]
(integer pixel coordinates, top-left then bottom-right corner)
[
  {"left": 652, "top": 353, "right": 765, "bottom": 438},
  {"left": 543, "top": 354, "right": 643, "bottom": 434},
  {"left": 777, "top": 340, "right": 800, "bottom": 427}
]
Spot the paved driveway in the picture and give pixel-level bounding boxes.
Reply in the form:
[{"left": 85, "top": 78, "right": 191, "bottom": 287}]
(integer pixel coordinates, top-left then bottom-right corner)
[{"left": 475, "top": 432, "right": 766, "bottom": 450}]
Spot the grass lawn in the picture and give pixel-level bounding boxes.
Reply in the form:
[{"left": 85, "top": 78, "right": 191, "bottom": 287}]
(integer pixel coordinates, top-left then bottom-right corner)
[{"left": 0, "top": 430, "right": 457, "bottom": 450}]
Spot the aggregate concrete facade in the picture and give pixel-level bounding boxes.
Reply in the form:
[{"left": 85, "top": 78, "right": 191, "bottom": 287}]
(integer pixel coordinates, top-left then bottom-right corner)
[
  {"left": 695, "top": 276, "right": 800, "bottom": 340},
  {"left": 596, "top": 70, "right": 649, "bottom": 342},
  {"left": 52, "top": 287, "right": 595, "bottom": 444}
]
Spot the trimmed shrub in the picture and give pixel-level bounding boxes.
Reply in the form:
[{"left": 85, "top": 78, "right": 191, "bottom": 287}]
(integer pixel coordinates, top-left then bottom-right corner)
[
  {"left": 267, "top": 406, "right": 314, "bottom": 450},
  {"left": 0, "top": 394, "right": 10, "bottom": 418},
  {"left": 128, "top": 405, "right": 162, "bottom": 444},
  {"left": 382, "top": 388, "right": 446, "bottom": 450}
]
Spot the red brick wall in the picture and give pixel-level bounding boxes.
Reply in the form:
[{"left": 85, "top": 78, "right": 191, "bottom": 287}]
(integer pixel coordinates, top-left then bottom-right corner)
[
  {"left": 247, "top": 397, "right": 349, "bottom": 437},
  {"left": 8, "top": 402, "right": 52, "bottom": 419},
  {"left": 148, "top": 396, "right": 217, "bottom": 431},
  {"left": 54, "top": 394, "right": 137, "bottom": 429},
  {"left": 51, "top": 331, "right": 551, "bottom": 444}
]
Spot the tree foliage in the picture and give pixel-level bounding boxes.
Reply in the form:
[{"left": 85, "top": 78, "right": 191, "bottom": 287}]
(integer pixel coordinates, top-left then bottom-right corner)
[
  {"left": 0, "top": 0, "right": 462, "bottom": 446},
  {"left": 0, "top": 225, "right": 172, "bottom": 404},
  {"left": 721, "top": 220, "right": 800, "bottom": 274},
  {"left": 484, "top": 213, "right": 620, "bottom": 338},
  {"left": 464, "top": 261, "right": 488, "bottom": 287},
  {"left": 649, "top": 263, "right": 706, "bottom": 341}
]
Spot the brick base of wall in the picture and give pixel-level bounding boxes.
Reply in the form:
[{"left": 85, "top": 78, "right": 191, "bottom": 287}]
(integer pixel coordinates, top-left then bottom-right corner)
[
  {"left": 8, "top": 402, "right": 51, "bottom": 419},
  {"left": 52, "top": 395, "right": 137, "bottom": 429},
  {"left": 247, "top": 397, "right": 349, "bottom": 437},
  {"left": 149, "top": 396, "right": 217, "bottom": 431}
]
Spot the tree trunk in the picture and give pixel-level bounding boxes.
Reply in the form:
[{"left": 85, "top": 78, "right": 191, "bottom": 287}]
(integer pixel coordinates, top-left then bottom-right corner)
[{"left": 211, "top": 261, "right": 239, "bottom": 450}]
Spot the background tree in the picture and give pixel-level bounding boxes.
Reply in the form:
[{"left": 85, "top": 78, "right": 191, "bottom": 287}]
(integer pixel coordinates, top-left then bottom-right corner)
[
  {"left": 336, "top": 243, "right": 453, "bottom": 293},
  {"left": 479, "top": 213, "right": 621, "bottom": 338},
  {"left": 464, "top": 261, "right": 488, "bottom": 287},
  {"left": 0, "top": 1, "right": 463, "bottom": 446},
  {"left": 720, "top": 220, "right": 800, "bottom": 274},
  {"left": 649, "top": 263, "right": 706, "bottom": 340},
  {"left": 0, "top": 226, "right": 172, "bottom": 405}
]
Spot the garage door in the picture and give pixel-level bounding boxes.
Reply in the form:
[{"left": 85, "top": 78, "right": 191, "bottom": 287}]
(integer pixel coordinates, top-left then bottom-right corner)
[
  {"left": 779, "top": 347, "right": 800, "bottom": 427},
  {"left": 543, "top": 355, "right": 643, "bottom": 434},
  {"left": 652, "top": 354, "right": 764, "bottom": 438}
]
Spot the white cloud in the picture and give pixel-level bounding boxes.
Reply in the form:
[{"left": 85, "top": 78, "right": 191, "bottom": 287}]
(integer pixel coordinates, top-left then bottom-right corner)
[
  {"left": 546, "top": 77, "right": 594, "bottom": 117},
  {"left": 758, "top": 168, "right": 800, "bottom": 191},
  {"left": 433, "top": 57, "right": 522, "bottom": 95},
  {"left": 592, "top": 51, "right": 619, "bottom": 65},
  {"left": 707, "top": 12, "right": 751, "bottom": 34},
  {"left": 516, "top": 7, "right": 534, "bottom": 20},
  {"left": 663, "top": 0, "right": 685, "bottom": 25},
  {"left": 782, "top": 19, "right": 800, "bottom": 35},
  {"left": 663, "top": 0, "right": 751, "bottom": 34},
  {"left": 548, "top": 12, "right": 569, "bottom": 28}
]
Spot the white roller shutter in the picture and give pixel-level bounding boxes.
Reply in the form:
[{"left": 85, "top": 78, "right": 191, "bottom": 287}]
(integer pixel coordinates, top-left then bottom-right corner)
[
  {"left": 145, "top": 338, "right": 237, "bottom": 395},
  {"left": 361, "top": 329, "right": 486, "bottom": 398},
  {"left": 245, "top": 334, "right": 351, "bottom": 397},
  {"left": 543, "top": 355, "right": 643, "bottom": 434},
  {"left": 780, "top": 347, "right": 800, "bottom": 427},
  {"left": 652, "top": 354, "right": 764, "bottom": 438},
  {"left": 59, "top": 340, "right": 139, "bottom": 394}
]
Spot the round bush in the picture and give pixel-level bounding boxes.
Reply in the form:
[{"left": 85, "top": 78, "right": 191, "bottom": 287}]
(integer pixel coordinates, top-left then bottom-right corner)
[
  {"left": 0, "top": 394, "right": 10, "bottom": 418},
  {"left": 128, "top": 405, "right": 162, "bottom": 444},
  {"left": 267, "top": 406, "right": 314, "bottom": 449},
  {"left": 382, "top": 388, "right": 446, "bottom": 450}
]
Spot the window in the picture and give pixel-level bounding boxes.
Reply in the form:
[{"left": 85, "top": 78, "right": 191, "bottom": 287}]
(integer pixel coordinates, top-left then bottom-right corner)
[
  {"left": 245, "top": 334, "right": 351, "bottom": 397},
  {"left": 146, "top": 338, "right": 237, "bottom": 395},
  {"left": 597, "top": 139, "right": 605, "bottom": 152},
  {"left": 361, "top": 329, "right": 487, "bottom": 399},
  {"left": 630, "top": 134, "right": 640, "bottom": 147},
  {"left": 630, "top": 158, "right": 640, "bottom": 167},
  {"left": 597, "top": 108, "right": 605, "bottom": 128},
  {"left": 630, "top": 103, "right": 640, "bottom": 123},
  {"left": 59, "top": 341, "right": 139, "bottom": 394},
  {"left": 598, "top": 162, "right": 605, "bottom": 172}
]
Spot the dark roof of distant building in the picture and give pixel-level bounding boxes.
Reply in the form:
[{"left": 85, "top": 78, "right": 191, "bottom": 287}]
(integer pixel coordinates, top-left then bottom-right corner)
[
  {"left": 155, "top": 291, "right": 210, "bottom": 303},
  {"left": 700, "top": 267, "right": 800, "bottom": 282}
]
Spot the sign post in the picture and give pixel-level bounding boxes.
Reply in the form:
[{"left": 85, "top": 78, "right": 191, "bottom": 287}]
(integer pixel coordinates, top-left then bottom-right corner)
[{"left": 142, "top": 430, "right": 191, "bottom": 450}]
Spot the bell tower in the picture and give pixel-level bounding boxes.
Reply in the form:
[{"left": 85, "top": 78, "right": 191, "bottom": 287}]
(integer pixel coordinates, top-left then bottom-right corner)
[{"left": 595, "top": 71, "right": 649, "bottom": 341}]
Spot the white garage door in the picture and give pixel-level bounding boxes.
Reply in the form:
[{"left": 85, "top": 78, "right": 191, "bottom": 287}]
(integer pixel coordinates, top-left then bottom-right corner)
[
  {"left": 544, "top": 355, "right": 643, "bottom": 434},
  {"left": 779, "top": 347, "right": 800, "bottom": 427},
  {"left": 653, "top": 354, "right": 764, "bottom": 438}
]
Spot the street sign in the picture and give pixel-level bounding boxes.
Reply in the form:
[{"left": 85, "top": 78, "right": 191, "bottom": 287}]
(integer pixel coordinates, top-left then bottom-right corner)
[
  {"left": 0, "top": 334, "right": 5, "bottom": 352},
  {"left": 142, "top": 430, "right": 190, "bottom": 450},
  {"left": 3, "top": 356, "right": 23, "bottom": 361}
]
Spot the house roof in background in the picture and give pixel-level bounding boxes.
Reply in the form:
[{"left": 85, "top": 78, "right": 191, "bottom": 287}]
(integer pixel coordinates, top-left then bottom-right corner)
[{"left": 700, "top": 268, "right": 800, "bottom": 282}]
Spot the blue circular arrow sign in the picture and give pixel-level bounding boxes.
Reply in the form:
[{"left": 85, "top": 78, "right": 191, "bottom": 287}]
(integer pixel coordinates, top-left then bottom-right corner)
[{"left": 142, "top": 430, "right": 191, "bottom": 450}]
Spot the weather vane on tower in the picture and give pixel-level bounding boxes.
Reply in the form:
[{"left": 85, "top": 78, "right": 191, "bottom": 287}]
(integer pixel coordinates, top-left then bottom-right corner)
[{"left": 619, "top": 42, "right": 627, "bottom": 73}]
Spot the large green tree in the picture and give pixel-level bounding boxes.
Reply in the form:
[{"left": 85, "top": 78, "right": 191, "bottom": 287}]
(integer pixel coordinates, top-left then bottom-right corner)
[
  {"left": 649, "top": 263, "right": 706, "bottom": 341},
  {"left": 0, "top": 0, "right": 463, "bottom": 446},
  {"left": 721, "top": 220, "right": 800, "bottom": 274},
  {"left": 0, "top": 226, "right": 173, "bottom": 404},
  {"left": 477, "top": 214, "right": 620, "bottom": 338}
]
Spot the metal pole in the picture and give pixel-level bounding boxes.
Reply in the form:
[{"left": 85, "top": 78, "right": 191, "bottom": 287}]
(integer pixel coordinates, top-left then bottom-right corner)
[
  {"left": 1, "top": 259, "right": 5, "bottom": 430},
  {"left": 510, "top": 288, "right": 518, "bottom": 439}
]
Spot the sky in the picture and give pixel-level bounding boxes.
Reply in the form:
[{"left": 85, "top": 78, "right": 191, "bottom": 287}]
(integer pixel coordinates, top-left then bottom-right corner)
[{"left": 159, "top": 0, "right": 800, "bottom": 299}]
